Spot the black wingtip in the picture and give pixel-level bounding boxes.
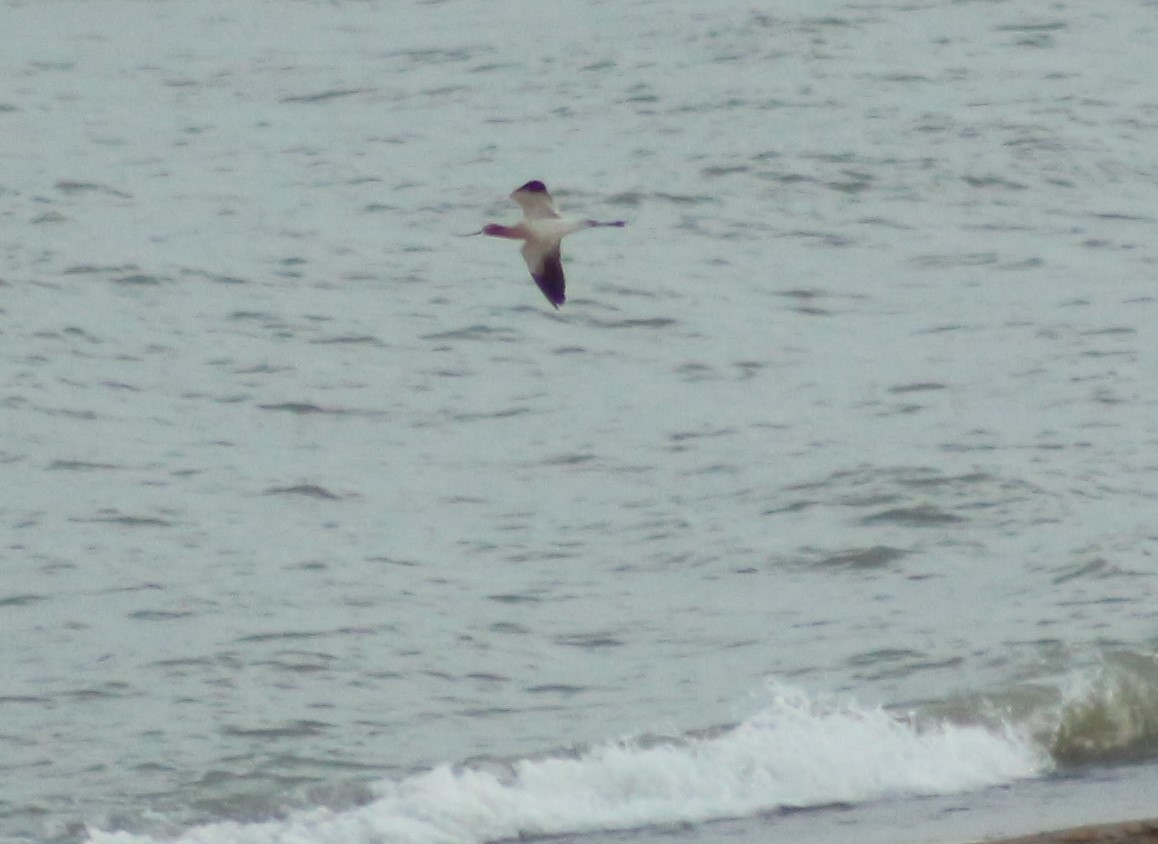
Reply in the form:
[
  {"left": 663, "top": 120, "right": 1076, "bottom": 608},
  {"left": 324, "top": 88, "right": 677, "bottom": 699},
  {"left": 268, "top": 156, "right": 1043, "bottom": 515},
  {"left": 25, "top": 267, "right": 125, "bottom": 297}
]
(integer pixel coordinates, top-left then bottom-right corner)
[
  {"left": 537, "top": 282, "right": 565, "bottom": 309},
  {"left": 532, "top": 252, "right": 566, "bottom": 309},
  {"left": 517, "top": 180, "right": 548, "bottom": 194}
]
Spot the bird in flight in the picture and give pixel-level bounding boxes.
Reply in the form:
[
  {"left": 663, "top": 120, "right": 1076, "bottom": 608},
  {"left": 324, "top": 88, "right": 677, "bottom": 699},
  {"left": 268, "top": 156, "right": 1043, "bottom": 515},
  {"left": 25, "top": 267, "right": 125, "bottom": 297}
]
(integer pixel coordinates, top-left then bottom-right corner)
[{"left": 468, "top": 181, "right": 625, "bottom": 308}]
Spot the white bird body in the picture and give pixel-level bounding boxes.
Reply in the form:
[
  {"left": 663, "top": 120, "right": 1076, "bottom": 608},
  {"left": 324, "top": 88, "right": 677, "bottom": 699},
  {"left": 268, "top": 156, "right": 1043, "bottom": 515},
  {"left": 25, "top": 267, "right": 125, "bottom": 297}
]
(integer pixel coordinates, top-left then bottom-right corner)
[{"left": 472, "top": 181, "right": 625, "bottom": 308}]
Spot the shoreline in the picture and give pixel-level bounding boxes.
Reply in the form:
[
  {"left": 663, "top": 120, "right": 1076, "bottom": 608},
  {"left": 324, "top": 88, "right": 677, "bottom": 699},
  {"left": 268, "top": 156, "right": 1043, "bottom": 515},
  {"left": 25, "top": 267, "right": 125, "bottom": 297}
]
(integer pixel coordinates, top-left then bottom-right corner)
[{"left": 980, "top": 820, "right": 1158, "bottom": 844}]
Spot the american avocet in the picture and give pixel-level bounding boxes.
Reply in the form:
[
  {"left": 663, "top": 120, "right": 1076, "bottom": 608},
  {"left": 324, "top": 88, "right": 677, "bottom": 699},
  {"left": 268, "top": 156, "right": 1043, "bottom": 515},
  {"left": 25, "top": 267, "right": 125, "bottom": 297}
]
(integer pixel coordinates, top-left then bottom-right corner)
[{"left": 468, "top": 180, "right": 625, "bottom": 309}]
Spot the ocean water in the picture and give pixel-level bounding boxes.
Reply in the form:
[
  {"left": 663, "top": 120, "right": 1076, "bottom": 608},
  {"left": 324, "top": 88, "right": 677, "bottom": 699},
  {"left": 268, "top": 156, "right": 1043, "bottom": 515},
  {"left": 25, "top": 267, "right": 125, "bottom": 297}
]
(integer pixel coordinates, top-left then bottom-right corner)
[{"left": 3, "top": 1, "right": 1158, "bottom": 843}]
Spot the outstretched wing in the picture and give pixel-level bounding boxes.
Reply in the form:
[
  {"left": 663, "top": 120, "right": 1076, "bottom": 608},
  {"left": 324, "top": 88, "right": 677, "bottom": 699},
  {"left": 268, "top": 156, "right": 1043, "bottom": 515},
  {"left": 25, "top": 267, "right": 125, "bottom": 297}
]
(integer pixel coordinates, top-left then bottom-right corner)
[
  {"left": 510, "top": 180, "right": 560, "bottom": 221},
  {"left": 521, "top": 238, "right": 565, "bottom": 309}
]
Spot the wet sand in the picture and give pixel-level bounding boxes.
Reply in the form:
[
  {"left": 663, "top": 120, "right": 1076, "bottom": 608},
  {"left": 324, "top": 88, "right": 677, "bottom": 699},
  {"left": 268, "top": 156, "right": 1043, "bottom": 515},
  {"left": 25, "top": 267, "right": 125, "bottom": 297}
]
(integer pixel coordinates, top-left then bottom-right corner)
[{"left": 984, "top": 820, "right": 1158, "bottom": 844}]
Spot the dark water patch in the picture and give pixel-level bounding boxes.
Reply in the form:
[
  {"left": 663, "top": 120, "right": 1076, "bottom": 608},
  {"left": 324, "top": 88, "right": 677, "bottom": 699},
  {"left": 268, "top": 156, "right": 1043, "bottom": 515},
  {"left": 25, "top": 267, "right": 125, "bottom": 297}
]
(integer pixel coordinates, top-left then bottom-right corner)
[
  {"left": 20, "top": 402, "right": 97, "bottom": 420},
  {"left": 847, "top": 648, "right": 926, "bottom": 667},
  {"left": 1091, "top": 211, "right": 1154, "bottom": 223},
  {"left": 0, "top": 593, "right": 48, "bottom": 608},
  {"left": 112, "top": 273, "right": 171, "bottom": 286},
  {"left": 539, "top": 452, "right": 598, "bottom": 466},
  {"left": 785, "top": 230, "right": 853, "bottom": 247},
  {"left": 702, "top": 165, "right": 751, "bottom": 178},
  {"left": 470, "top": 60, "right": 519, "bottom": 73},
  {"left": 815, "top": 545, "right": 908, "bottom": 568},
  {"left": 1052, "top": 557, "right": 1118, "bottom": 585},
  {"left": 452, "top": 406, "right": 532, "bottom": 422},
  {"left": 47, "top": 459, "right": 120, "bottom": 471},
  {"left": 488, "top": 593, "right": 544, "bottom": 605},
  {"left": 859, "top": 216, "right": 914, "bottom": 230},
  {"left": 64, "top": 263, "right": 141, "bottom": 275},
  {"left": 310, "top": 334, "right": 384, "bottom": 346},
  {"left": 995, "top": 21, "right": 1067, "bottom": 33},
  {"left": 229, "top": 311, "right": 281, "bottom": 323},
  {"left": 422, "top": 84, "right": 469, "bottom": 97},
  {"left": 526, "top": 684, "right": 590, "bottom": 697},
  {"left": 264, "top": 484, "right": 348, "bottom": 500},
  {"left": 1000, "top": 257, "right": 1045, "bottom": 271},
  {"left": 105, "top": 582, "right": 164, "bottom": 594},
  {"left": 912, "top": 251, "right": 999, "bottom": 267},
  {"left": 259, "top": 651, "right": 338, "bottom": 673},
  {"left": 669, "top": 427, "right": 735, "bottom": 443},
  {"left": 674, "top": 361, "right": 718, "bottom": 381},
  {"left": 917, "top": 320, "right": 967, "bottom": 333},
  {"left": 367, "top": 555, "right": 419, "bottom": 567},
  {"left": 466, "top": 673, "right": 511, "bottom": 684},
  {"left": 606, "top": 191, "right": 645, "bottom": 207},
  {"left": 32, "top": 210, "right": 67, "bottom": 224},
  {"left": 29, "top": 60, "right": 76, "bottom": 72},
  {"left": 1080, "top": 326, "right": 1135, "bottom": 336},
  {"left": 257, "top": 402, "right": 384, "bottom": 417},
  {"left": 554, "top": 632, "right": 626, "bottom": 649},
  {"left": 622, "top": 83, "right": 659, "bottom": 105},
  {"left": 222, "top": 720, "right": 331, "bottom": 739},
  {"left": 962, "top": 175, "right": 1027, "bottom": 190},
  {"left": 888, "top": 381, "right": 947, "bottom": 394},
  {"left": 275, "top": 256, "right": 308, "bottom": 278},
  {"left": 595, "top": 281, "right": 662, "bottom": 301},
  {"left": 877, "top": 402, "right": 924, "bottom": 416},
  {"left": 873, "top": 73, "right": 932, "bottom": 84},
  {"left": 182, "top": 269, "right": 249, "bottom": 285},
  {"left": 506, "top": 548, "right": 580, "bottom": 563},
  {"left": 773, "top": 287, "right": 840, "bottom": 315},
  {"left": 995, "top": 21, "right": 1065, "bottom": 47},
  {"left": 860, "top": 505, "right": 965, "bottom": 527},
  {"left": 860, "top": 655, "right": 965, "bottom": 681},
  {"left": 654, "top": 192, "right": 713, "bottom": 205},
  {"left": 55, "top": 180, "right": 132, "bottom": 198},
  {"left": 489, "top": 621, "right": 530, "bottom": 634},
  {"left": 63, "top": 682, "right": 135, "bottom": 700},
  {"left": 280, "top": 88, "right": 372, "bottom": 104},
  {"left": 757, "top": 170, "right": 819, "bottom": 186},
  {"left": 0, "top": 694, "right": 49, "bottom": 704},
  {"left": 386, "top": 47, "right": 474, "bottom": 65},
  {"left": 423, "top": 324, "right": 520, "bottom": 343},
  {"left": 827, "top": 172, "right": 874, "bottom": 194},
  {"left": 129, "top": 609, "right": 194, "bottom": 621},
  {"left": 236, "top": 630, "right": 328, "bottom": 644},
  {"left": 151, "top": 656, "right": 214, "bottom": 670},
  {"left": 901, "top": 471, "right": 992, "bottom": 489},
  {"left": 587, "top": 317, "right": 678, "bottom": 330},
  {"left": 71, "top": 511, "right": 176, "bottom": 527},
  {"left": 777, "top": 288, "right": 826, "bottom": 301},
  {"left": 762, "top": 499, "right": 815, "bottom": 516}
]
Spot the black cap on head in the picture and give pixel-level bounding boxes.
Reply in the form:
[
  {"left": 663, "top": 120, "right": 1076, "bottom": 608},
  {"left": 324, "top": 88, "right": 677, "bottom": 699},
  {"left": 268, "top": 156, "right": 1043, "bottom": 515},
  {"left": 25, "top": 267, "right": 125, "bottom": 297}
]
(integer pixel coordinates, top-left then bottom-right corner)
[{"left": 517, "top": 180, "right": 548, "bottom": 193}]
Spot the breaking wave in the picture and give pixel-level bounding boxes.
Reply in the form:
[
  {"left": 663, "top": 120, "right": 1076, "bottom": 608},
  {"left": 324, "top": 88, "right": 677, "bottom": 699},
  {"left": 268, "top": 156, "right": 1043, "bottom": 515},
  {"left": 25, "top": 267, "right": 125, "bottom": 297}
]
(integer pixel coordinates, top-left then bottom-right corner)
[{"left": 87, "top": 684, "right": 1045, "bottom": 844}]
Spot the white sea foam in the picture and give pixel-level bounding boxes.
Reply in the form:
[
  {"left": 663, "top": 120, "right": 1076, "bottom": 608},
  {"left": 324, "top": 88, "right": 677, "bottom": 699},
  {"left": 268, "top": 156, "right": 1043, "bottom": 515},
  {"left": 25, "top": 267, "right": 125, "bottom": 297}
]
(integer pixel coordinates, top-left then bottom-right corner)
[{"left": 86, "top": 686, "right": 1047, "bottom": 844}]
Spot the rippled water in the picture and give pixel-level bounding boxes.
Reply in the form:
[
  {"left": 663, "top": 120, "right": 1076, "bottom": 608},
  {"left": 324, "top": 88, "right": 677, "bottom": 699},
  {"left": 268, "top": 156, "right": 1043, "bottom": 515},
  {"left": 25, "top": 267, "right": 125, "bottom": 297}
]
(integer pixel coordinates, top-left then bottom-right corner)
[{"left": 3, "top": 1, "right": 1158, "bottom": 843}]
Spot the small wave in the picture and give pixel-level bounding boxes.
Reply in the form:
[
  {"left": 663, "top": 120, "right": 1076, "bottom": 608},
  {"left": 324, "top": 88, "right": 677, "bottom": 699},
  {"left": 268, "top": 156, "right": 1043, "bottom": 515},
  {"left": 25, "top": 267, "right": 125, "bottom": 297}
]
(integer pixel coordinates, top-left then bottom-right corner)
[
  {"left": 1051, "top": 651, "right": 1158, "bottom": 766},
  {"left": 85, "top": 684, "right": 1044, "bottom": 844}
]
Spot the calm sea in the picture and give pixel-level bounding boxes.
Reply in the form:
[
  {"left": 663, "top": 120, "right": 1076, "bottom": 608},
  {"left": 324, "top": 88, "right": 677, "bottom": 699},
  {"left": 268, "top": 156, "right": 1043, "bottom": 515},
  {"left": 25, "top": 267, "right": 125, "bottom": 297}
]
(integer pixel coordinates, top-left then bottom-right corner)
[{"left": 3, "top": 1, "right": 1158, "bottom": 843}]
